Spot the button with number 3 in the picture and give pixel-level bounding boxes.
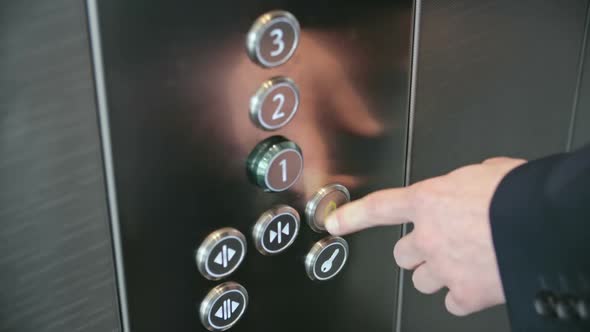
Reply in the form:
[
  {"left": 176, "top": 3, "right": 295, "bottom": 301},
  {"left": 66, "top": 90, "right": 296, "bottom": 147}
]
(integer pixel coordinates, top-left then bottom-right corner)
[
  {"left": 246, "top": 10, "right": 300, "bottom": 68},
  {"left": 250, "top": 76, "right": 299, "bottom": 131},
  {"left": 247, "top": 136, "right": 303, "bottom": 192}
]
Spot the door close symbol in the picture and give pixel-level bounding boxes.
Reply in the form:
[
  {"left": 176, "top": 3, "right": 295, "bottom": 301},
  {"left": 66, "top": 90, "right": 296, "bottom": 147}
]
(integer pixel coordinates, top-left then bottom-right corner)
[
  {"left": 214, "top": 245, "right": 236, "bottom": 268},
  {"left": 269, "top": 221, "right": 290, "bottom": 244},
  {"left": 214, "top": 299, "right": 240, "bottom": 320}
]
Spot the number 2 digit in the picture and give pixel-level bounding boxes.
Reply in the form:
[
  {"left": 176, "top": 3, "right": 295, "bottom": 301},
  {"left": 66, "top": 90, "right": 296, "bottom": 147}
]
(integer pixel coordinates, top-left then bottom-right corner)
[{"left": 271, "top": 93, "right": 285, "bottom": 120}]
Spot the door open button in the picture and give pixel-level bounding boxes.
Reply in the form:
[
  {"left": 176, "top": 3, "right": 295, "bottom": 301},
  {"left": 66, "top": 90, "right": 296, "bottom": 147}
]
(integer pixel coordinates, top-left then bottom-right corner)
[
  {"left": 305, "top": 236, "right": 349, "bottom": 281},
  {"left": 195, "top": 228, "right": 247, "bottom": 280}
]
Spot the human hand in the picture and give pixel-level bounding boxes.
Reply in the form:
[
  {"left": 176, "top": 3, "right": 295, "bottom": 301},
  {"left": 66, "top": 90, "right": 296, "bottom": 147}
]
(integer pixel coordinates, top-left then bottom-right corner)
[{"left": 325, "top": 157, "right": 526, "bottom": 316}]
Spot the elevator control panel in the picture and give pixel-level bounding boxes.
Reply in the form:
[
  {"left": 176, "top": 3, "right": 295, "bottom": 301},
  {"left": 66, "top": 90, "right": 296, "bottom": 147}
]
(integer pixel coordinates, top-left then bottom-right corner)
[
  {"left": 99, "top": 1, "right": 412, "bottom": 330},
  {"left": 306, "top": 184, "right": 351, "bottom": 232},
  {"left": 195, "top": 228, "right": 247, "bottom": 280},
  {"left": 305, "top": 236, "right": 349, "bottom": 281},
  {"left": 246, "top": 10, "right": 300, "bottom": 68},
  {"left": 250, "top": 76, "right": 300, "bottom": 131},
  {"left": 252, "top": 205, "right": 300, "bottom": 255},
  {"left": 200, "top": 282, "right": 248, "bottom": 331},
  {"left": 246, "top": 135, "right": 303, "bottom": 192}
]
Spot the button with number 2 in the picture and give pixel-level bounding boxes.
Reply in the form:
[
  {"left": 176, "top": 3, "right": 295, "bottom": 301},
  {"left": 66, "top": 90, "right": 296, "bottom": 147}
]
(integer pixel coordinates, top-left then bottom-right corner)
[
  {"left": 246, "top": 10, "right": 300, "bottom": 68},
  {"left": 250, "top": 76, "right": 299, "bottom": 131}
]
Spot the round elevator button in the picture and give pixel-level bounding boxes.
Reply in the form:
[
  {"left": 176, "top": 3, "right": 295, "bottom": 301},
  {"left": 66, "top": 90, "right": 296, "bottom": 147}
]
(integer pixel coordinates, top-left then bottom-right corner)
[
  {"left": 305, "top": 184, "right": 350, "bottom": 232},
  {"left": 246, "top": 10, "right": 300, "bottom": 68},
  {"left": 253, "top": 205, "right": 300, "bottom": 255},
  {"left": 195, "top": 228, "right": 246, "bottom": 280},
  {"left": 246, "top": 136, "right": 303, "bottom": 192},
  {"left": 250, "top": 76, "right": 299, "bottom": 131},
  {"left": 305, "top": 236, "right": 349, "bottom": 281},
  {"left": 200, "top": 282, "right": 248, "bottom": 331}
]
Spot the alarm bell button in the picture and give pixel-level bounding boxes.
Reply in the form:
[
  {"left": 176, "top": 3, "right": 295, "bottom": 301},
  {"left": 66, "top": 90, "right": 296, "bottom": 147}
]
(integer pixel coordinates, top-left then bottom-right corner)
[{"left": 305, "top": 184, "right": 350, "bottom": 232}]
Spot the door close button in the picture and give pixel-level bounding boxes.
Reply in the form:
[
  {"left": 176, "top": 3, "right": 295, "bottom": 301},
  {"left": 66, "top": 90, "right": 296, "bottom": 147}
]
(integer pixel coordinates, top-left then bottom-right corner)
[
  {"left": 199, "top": 282, "right": 248, "bottom": 331},
  {"left": 195, "top": 228, "right": 247, "bottom": 280},
  {"left": 252, "top": 205, "right": 300, "bottom": 255},
  {"left": 305, "top": 236, "right": 349, "bottom": 281}
]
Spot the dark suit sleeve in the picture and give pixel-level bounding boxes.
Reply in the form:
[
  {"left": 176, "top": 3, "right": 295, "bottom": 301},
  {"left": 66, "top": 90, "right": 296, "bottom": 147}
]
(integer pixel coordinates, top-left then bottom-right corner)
[{"left": 490, "top": 145, "right": 590, "bottom": 332}]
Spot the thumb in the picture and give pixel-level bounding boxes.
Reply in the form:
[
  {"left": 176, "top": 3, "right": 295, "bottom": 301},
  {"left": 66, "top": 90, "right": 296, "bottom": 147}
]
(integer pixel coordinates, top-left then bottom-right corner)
[{"left": 325, "top": 187, "right": 413, "bottom": 235}]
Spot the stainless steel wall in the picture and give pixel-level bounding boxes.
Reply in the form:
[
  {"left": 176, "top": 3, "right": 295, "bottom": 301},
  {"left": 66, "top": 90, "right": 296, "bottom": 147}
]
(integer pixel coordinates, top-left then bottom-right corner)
[
  {"left": 401, "top": 0, "right": 589, "bottom": 331},
  {"left": 0, "top": 1, "right": 120, "bottom": 332}
]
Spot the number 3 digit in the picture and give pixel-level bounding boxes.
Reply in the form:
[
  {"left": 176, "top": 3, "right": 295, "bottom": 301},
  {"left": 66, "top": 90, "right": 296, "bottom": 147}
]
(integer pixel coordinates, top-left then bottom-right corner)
[{"left": 270, "top": 28, "right": 285, "bottom": 57}]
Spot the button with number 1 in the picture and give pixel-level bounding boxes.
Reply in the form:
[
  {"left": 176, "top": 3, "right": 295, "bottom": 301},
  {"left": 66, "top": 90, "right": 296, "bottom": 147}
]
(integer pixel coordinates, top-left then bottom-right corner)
[
  {"left": 246, "top": 136, "right": 303, "bottom": 192},
  {"left": 250, "top": 76, "right": 299, "bottom": 131},
  {"left": 246, "top": 10, "right": 300, "bottom": 68}
]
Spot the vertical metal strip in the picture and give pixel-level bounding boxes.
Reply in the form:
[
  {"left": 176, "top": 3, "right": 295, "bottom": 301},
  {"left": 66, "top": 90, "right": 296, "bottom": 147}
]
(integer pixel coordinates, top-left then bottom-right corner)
[
  {"left": 395, "top": 0, "right": 421, "bottom": 331},
  {"left": 86, "top": 1, "right": 131, "bottom": 331},
  {"left": 567, "top": 0, "right": 590, "bottom": 152}
]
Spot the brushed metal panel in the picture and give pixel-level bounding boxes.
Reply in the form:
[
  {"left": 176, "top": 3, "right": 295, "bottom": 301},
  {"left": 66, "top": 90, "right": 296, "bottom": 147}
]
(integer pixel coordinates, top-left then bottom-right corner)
[
  {"left": 403, "top": 0, "right": 588, "bottom": 331},
  {"left": 0, "top": 1, "right": 121, "bottom": 332},
  {"left": 573, "top": 6, "right": 590, "bottom": 150},
  {"left": 95, "top": 0, "right": 413, "bottom": 331}
]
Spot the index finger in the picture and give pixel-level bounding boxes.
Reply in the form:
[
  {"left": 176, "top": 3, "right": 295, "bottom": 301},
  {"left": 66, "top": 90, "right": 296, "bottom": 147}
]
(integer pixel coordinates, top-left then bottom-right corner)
[{"left": 324, "top": 187, "right": 414, "bottom": 236}]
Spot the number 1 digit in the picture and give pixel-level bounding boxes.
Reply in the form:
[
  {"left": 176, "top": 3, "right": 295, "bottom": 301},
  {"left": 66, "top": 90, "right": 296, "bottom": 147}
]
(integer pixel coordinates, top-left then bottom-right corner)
[{"left": 279, "top": 159, "right": 287, "bottom": 182}]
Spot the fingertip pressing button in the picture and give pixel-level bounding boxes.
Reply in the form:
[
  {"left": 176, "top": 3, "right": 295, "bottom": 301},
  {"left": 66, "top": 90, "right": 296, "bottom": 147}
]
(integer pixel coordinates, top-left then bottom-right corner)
[{"left": 305, "top": 184, "right": 350, "bottom": 232}]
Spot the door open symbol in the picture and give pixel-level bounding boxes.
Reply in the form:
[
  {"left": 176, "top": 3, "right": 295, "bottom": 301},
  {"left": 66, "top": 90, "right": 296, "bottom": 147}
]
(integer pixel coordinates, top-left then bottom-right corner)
[
  {"left": 269, "top": 221, "right": 290, "bottom": 244},
  {"left": 213, "top": 245, "right": 236, "bottom": 268},
  {"left": 214, "top": 298, "right": 240, "bottom": 321}
]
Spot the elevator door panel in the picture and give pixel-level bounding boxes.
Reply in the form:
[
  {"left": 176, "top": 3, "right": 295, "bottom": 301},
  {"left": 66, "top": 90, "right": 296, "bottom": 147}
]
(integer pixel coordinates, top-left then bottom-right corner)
[
  {"left": 404, "top": 0, "right": 588, "bottom": 331},
  {"left": 0, "top": 1, "right": 121, "bottom": 332},
  {"left": 95, "top": 1, "right": 413, "bottom": 331}
]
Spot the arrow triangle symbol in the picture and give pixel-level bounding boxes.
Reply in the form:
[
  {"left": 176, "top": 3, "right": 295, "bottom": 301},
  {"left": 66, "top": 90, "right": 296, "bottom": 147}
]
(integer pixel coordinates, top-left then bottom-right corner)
[
  {"left": 270, "top": 230, "right": 277, "bottom": 243},
  {"left": 231, "top": 301, "right": 239, "bottom": 313},
  {"left": 214, "top": 252, "right": 223, "bottom": 265},
  {"left": 215, "top": 306, "right": 223, "bottom": 319},
  {"left": 227, "top": 247, "right": 236, "bottom": 261},
  {"left": 282, "top": 223, "right": 289, "bottom": 236}
]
